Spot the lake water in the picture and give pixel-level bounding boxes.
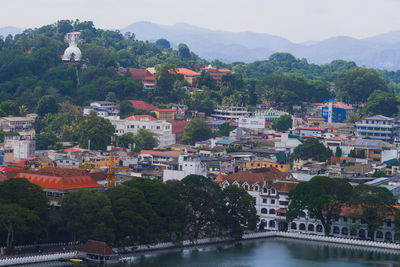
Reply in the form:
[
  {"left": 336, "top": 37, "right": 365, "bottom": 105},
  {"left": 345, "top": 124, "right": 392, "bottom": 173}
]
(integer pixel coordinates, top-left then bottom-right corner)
[{"left": 27, "top": 237, "right": 400, "bottom": 267}]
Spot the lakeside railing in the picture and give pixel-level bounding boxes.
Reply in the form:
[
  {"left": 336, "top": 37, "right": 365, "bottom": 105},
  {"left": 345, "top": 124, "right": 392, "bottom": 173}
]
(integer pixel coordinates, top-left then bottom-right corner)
[{"left": 2, "top": 232, "right": 400, "bottom": 266}]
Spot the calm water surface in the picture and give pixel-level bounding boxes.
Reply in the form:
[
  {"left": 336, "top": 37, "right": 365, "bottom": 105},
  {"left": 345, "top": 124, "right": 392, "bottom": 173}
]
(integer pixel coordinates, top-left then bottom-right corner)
[{"left": 27, "top": 238, "right": 400, "bottom": 267}]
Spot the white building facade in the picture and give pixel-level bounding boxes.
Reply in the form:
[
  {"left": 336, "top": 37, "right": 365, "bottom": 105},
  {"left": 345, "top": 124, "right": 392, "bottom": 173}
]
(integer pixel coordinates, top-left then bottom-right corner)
[
  {"left": 163, "top": 155, "right": 208, "bottom": 182},
  {"left": 108, "top": 116, "right": 176, "bottom": 147}
]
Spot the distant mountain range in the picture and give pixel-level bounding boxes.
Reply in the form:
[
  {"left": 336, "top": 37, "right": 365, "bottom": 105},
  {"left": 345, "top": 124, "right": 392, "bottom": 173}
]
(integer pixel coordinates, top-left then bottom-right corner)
[
  {"left": 122, "top": 22, "right": 400, "bottom": 70},
  {"left": 3, "top": 22, "right": 400, "bottom": 70}
]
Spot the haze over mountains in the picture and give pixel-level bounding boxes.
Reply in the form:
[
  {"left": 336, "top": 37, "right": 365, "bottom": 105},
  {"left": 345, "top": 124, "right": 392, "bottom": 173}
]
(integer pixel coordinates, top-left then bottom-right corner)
[
  {"left": 3, "top": 22, "right": 400, "bottom": 70},
  {"left": 121, "top": 22, "right": 400, "bottom": 70}
]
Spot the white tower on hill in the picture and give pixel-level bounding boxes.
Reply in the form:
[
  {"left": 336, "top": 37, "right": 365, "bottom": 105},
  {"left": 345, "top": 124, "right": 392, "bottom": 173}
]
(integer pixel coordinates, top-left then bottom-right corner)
[{"left": 62, "top": 32, "right": 82, "bottom": 62}]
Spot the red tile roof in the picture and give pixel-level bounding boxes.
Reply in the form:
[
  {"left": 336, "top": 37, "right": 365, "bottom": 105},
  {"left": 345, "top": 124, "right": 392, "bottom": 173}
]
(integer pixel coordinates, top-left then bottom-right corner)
[
  {"left": 128, "top": 100, "right": 158, "bottom": 111},
  {"left": 64, "top": 145, "right": 88, "bottom": 153},
  {"left": 174, "top": 68, "right": 200, "bottom": 76},
  {"left": 125, "top": 115, "right": 157, "bottom": 121},
  {"left": 334, "top": 103, "right": 354, "bottom": 110},
  {"left": 77, "top": 240, "right": 117, "bottom": 255},
  {"left": 214, "top": 172, "right": 224, "bottom": 183},
  {"left": 131, "top": 69, "right": 155, "bottom": 81},
  {"left": 6, "top": 167, "right": 103, "bottom": 191}
]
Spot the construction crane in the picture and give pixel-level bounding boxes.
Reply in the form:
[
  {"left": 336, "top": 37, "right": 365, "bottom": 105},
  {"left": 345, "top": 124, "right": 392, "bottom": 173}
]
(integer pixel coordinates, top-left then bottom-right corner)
[{"left": 107, "top": 138, "right": 116, "bottom": 188}]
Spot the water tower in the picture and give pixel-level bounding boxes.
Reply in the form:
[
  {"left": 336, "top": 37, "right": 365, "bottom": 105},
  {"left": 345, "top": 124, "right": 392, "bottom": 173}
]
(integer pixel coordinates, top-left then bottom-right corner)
[{"left": 62, "top": 32, "right": 82, "bottom": 63}]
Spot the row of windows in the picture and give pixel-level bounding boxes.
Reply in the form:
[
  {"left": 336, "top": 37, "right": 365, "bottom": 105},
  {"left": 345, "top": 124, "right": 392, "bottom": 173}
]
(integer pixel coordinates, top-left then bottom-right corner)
[
  {"left": 250, "top": 163, "right": 284, "bottom": 168},
  {"left": 262, "top": 198, "right": 275, "bottom": 204}
]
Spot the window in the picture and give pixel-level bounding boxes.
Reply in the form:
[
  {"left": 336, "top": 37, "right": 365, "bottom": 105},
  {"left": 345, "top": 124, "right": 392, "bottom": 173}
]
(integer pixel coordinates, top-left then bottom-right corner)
[
  {"left": 343, "top": 217, "right": 347, "bottom": 222},
  {"left": 263, "top": 188, "right": 268, "bottom": 194},
  {"left": 261, "top": 208, "right": 268, "bottom": 214},
  {"left": 271, "top": 199, "right": 275, "bottom": 204},
  {"left": 271, "top": 189, "right": 276, "bottom": 194},
  {"left": 269, "top": 209, "right": 275, "bottom": 214},
  {"left": 254, "top": 186, "right": 259, "bottom": 191},
  {"left": 262, "top": 198, "right": 267, "bottom": 203},
  {"left": 244, "top": 185, "right": 249, "bottom": 190}
]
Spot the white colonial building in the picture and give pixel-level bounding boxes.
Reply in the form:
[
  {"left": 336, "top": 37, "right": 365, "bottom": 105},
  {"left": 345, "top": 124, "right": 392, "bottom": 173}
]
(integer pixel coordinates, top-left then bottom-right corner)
[
  {"left": 217, "top": 168, "right": 397, "bottom": 242},
  {"left": 108, "top": 115, "right": 176, "bottom": 147}
]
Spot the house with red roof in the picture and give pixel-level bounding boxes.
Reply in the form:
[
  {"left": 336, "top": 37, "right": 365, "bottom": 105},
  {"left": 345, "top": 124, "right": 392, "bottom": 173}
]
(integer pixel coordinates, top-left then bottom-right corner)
[
  {"left": 4, "top": 167, "right": 104, "bottom": 205},
  {"left": 321, "top": 102, "right": 355, "bottom": 123},
  {"left": 200, "top": 65, "right": 232, "bottom": 87},
  {"left": 108, "top": 115, "right": 176, "bottom": 147},
  {"left": 131, "top": 69, "right": 155, "bottom": 90},
  {"left": 126, "top": 100, "right": 175, "bottom": 121}
]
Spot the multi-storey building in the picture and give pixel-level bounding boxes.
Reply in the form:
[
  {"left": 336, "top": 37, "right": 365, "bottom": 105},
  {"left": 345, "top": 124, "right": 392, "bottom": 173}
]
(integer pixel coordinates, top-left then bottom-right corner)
[
  {"left": 216, "top": 169, "right": 397, "bottom": 241},
  {"left": 211, "top": 106, "right": 250, "bottom": 121},
  {"left": 200, "top": 65, "right": 232, "bottom": 87},
  {"left": 356, "top": 115, "right": 399, "bottom": 142},
  {"left": 5, "top": 135, "right": 35, "bottom": 160},
  {"left": 0, "top": 117, "right": 34, "bottom": 132},
  {"left": 216, "top": 168, "right": 297, "bottom": 231},
  {"left": 83, "top": 101, "right": 119, "bottom": 117},
  {"left": 163, "top": 154, "right": 207, "bottom": 181},
  {"left": 109, "top": 115, "right": 176, "bottom": 147}
]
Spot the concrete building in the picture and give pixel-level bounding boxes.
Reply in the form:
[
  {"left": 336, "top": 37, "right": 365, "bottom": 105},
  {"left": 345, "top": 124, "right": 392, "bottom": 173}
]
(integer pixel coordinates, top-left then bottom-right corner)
[
  {"left": 109, "top": 115, "right": 176, "bottom": 147},
  {"left": 5, "top": 135, "right": 35, "bottom": 160},
  {"left": 211, "top": 106, "right": 249, "bottom": 121},
  {"left": 321, "top": 102, "right": 354, "bottom": 123},
  {"left": 0, "top": 117, "right": 34, "bottom": 132},
  {"left": 298, "top": 127, "right": 327, "bottom": 137},
  {"left": 163, "top": 154, "right": 207, "bottom": 181},
  {"left": 356, "top": 115, "right": 399, "bottom": 143},
  {"left": 83, "top": 101, "right": 119, "bottom": 117}
]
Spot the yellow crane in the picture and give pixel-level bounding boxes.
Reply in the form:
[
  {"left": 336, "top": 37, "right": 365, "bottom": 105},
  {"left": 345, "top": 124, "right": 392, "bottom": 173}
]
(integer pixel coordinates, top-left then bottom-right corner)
[{"left": 107, "top": 139, "right": 116, "bottom": 188}]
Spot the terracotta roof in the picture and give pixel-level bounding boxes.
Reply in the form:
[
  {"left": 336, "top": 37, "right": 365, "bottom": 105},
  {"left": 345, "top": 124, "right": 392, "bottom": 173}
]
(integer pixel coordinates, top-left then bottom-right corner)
[
  {"left": 89, "top": 172, "right": 107, "bottom": 182},
  {"left": 6, "top": 167, "right": 103, "bottom": 191},
  {"left": 334, "top": 103, "right": 354, "bottom": 110},
  {"left": 15, "top": 173, "right": 103, "bottom": 191},
  {"left": 131, "top": 69, "right": 155, "bottom": 81},
  {"left": 77, "top": 240, "right": 117, "bottom": 255},
  {"left": 331, "top": 156, "right": 352, "bottom": 163},
  {"left": 171, "top": 120, "right": 189, "bottom": 134},
  {"left": 128, "top": 100, "right": 158, "bottom": 111},
  {"left": 214, "top": 172, "right": 223, "bottom": 183},
  {"left": 276, "top": 208, "right": 287, "bottom": 213},
  {"left": 125, "top": 115, "right": 157, "bottom": 121},
  {"left": 174, "top": 68, "right": 200, "bottom": 76},
  {"left": 268, "top": 181, "right": 298, "bottom": 193},
  {"left": 223, "top": 168, "right": 293, "bottom": 186},
  {"left": 64, "top": 145, "right": 88, "bottom": 153}
]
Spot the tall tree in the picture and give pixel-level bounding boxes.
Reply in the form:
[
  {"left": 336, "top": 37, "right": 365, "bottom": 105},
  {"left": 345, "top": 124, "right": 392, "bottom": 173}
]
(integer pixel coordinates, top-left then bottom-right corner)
[
  {"left": 76, "top": 115, "right": 115, "bottom": 150},
  {"left": 362, "top": 90, "right": 398, "bottom": 117},
  {"left": 350, "top": 184, "right": 395, "bottom": 240},
  {"left": 272, "top": 114, "right": 292, "bottom": 131},
  {"left": 290, "top": 138, "right": 332, "bottom": 162},
  {"left": 181, "top": 118, "right": 212, "bottom": 145},
  {"left": 287, "top": 176, "right": 353, "bottom": 236},
  {"left": 335, "top": 67, "right": 388, "bottom": 104}
]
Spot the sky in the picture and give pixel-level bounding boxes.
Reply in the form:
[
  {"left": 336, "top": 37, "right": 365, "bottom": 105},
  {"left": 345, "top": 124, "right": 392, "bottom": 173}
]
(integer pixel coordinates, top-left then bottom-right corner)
[{"left": 1, "top": 0, "right": 400, "bottom": 43}]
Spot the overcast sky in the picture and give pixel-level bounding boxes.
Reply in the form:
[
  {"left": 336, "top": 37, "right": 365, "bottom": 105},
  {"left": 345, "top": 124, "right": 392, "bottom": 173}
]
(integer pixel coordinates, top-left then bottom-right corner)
[{"left": 1, "top": 0, "right": 400, "bottom": 43}]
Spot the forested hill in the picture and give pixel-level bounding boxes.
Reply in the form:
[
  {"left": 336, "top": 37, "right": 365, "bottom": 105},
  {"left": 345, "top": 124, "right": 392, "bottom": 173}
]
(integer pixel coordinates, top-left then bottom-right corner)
[{"left": 0, "top": 19, "right": 400, "bottom": 117}]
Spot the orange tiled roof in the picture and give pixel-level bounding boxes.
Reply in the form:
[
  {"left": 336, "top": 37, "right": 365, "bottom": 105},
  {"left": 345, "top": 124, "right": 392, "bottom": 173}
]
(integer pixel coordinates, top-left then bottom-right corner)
[
  {"left": 214, "top": 172, "right": 224, "bottom": 183},
  {"left": 174, "top": 68, "right": 200, "bottom": 76},
  {"left": 125, "top": 115, "right": 157, "bottom": 121},
  {"left": 14, "top": 172, "right": 102, "bottom": 191},
  {"left": 223, "top": 168, "right": 294, "bottom": 186}
]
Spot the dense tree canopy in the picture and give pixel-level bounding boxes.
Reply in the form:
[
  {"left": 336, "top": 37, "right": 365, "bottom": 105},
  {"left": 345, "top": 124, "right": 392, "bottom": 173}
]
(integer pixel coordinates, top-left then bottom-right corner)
[
  {"left": 181, "top": 118, "right": 213, "bottom": 145},
  {"left": 362, "top": 90, "right": 399, "bottom": 117},
  {"left": 287, "top": 176, "right": 353, "bottom": 236},
  {"left": 76, "top": 115, "right": 115, "bottom": 150},
  {"left": 290, "top": 138, "right": 332, "bottom": 162},
  {"left": 335, "top": 67, "right": 389, "bottom": 104},
  {"left": 272, "top": 114, "right": 292, "bottom": 131}
]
